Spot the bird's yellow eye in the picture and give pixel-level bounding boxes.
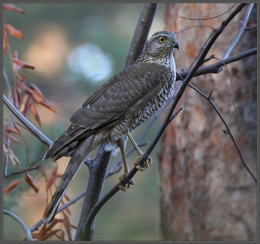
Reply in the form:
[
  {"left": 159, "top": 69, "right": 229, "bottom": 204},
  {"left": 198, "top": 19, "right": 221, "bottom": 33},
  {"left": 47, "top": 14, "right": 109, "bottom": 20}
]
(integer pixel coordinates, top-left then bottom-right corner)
[{"left": 159, "top": 36, "right": 167, "bottom": 43}]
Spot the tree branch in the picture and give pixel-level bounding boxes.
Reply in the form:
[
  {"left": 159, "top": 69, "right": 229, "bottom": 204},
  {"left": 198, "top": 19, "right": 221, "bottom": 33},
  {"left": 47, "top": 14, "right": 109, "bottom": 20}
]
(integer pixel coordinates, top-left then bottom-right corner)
[
  {"left": 187, "top": 82, "right": 257, "bottom": 182},
  {"left": 3, "top": 94, "right": 52, "bottom": 147},
  {"left": 75, "top": 3, "right": 158, "bottom": 241},
  {"left": 124, "top": 3, "right": 158, "bottom": 68},
  {"left": 177, "top": 48, "right": 256, "bottom": 80},
  {"left": 222, "top": 3, "right": 255, "bottom": 59},
  {"left": 4, "top": 209, "right": 34, "bottom": 241},
  {"left": 82, "top": 107, "right": 183, "bottom": 235},
  {"left": 80, "top": 3, "right": 248, "bottom": 235}
]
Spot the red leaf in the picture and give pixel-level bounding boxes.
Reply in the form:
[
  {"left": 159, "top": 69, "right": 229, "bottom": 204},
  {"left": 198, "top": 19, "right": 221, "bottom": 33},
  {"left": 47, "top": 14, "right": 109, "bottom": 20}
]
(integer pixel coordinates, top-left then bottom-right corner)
[
  {"left": 28, "top": 83, "right": 45, "bottom": 103},
  {"left": 5, "top": 24, "right": 24, "bottom": 39},
  {"left": 3, "top": 28, "right": 7, "bottom": 53},
  {"left": 13, "top": 123, "right": 21, "bottom": 134},
  {"left": 12, "top": 58, "right": 35, "bottom": 70},
  {"left": 4, "top": 4, "right": 25, "bottom": 14},
  {"left": 5, "top": 132, "right": 19, "bottom": 143},
  {"left": 12, "top": 51, "right": 28, "bottom": 81},
  {"left": 21, "top": 95, "right": 32, "bottom": 116},
  {"left": 30, "top": 103, "right": 41, "bottom": 126},
  {"left": 6, "top": 127, "right": 20, "bottom": 135},
  {"left": 4, "top": 180, "right": 21, "bottom": 194},
  {"left": 13, "top": 88, "right": 21, "bottom": 108},
  {"left": 28, "top": 84, "right": 56, "bottom": 113},
  {"left": 47, "top": 166, "right": 58, "bottom": 190},
  {"left": 24, "top": 173, "right": 39, "bottom": 193},
  {"left": 16, "top": 80, "right": 27, "bottom": 90}
]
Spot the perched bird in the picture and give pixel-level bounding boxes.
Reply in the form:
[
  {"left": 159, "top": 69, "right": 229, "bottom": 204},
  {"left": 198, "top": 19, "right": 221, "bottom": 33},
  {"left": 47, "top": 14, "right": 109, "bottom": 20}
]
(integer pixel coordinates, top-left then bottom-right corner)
[{"left": 44, "top": 31, "right": 179, "bottom": 223}]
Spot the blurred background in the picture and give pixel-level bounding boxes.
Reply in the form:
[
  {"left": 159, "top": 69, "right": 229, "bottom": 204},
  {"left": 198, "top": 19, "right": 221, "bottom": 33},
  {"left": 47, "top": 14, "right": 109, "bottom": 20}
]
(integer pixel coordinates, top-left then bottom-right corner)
[
  {"left": 4, "top": 3, "right": 167, "bottom": 241},
  {"left": 4, "top": 3, "right": 257, "bottom": 241}
]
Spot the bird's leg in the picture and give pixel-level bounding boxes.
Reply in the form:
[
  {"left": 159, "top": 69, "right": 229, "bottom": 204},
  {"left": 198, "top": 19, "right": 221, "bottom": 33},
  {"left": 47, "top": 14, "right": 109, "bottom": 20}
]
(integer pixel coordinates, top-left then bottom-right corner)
[
  {"left": 118, "top": 138, "right": 134, "bottom": 191},
  {"left": 127, "top": 132, "right": 152, "bottom": 171}
]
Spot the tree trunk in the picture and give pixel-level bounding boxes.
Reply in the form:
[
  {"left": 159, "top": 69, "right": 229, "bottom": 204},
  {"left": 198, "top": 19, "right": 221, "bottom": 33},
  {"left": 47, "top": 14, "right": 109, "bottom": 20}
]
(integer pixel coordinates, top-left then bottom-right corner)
[{"left": 160, "top": 3, "right": 256, "bottom": 241}]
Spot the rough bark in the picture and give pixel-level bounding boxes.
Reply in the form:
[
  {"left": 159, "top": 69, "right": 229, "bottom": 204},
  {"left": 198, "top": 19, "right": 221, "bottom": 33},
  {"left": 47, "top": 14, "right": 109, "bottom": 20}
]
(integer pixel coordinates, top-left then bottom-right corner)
[{"left": 160, "top": 3, "right": 256, "bottom": 241}]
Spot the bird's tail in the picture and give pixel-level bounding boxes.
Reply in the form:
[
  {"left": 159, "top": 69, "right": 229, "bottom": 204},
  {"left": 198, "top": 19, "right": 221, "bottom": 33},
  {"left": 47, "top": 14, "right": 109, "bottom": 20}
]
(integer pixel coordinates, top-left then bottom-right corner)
[{"left": 44, "top": 135, "right": 95, "bottom": 223}]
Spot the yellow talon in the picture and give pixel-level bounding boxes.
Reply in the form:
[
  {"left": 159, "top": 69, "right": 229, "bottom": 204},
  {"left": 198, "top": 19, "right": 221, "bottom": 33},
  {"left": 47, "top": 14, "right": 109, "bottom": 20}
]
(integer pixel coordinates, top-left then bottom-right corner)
[
  {"left": 134, "top": 156, "right": 152, "bottom": 171},
  {"left": 118, "top": 174, "right": 134, "bottom": 191}
]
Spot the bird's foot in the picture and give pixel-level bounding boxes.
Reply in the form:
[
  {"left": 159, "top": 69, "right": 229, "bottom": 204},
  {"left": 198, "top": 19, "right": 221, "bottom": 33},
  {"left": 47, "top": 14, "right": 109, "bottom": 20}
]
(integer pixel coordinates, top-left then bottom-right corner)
[
  {"left": 118, "top": 174, "right": 135, "bottom": 191},
  {"left": 134, "top": 155, "right": 152, "bottom": 171}
]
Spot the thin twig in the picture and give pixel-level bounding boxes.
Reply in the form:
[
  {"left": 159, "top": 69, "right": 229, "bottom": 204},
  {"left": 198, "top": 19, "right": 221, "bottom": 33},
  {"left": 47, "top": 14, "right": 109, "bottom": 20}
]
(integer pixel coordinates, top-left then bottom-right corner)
[
  {"left": 5, "top": 163, "right": 41, "bottom": 178},
  {"left": 30, "top": 191, "right": 85, "bottom": 233},
  {"left": 179, "top": 4, "right": 236, "bottom": 21},
  {"left": 4, "top": 209, "right": 34, "bottom": 241},
  {"left": 83, "top": 107, "right": 183, "bottom": 232},
  {"left": 75, "top": 4, "right": 159, "bottom": 241},
  {"left": 223, "top": 3, "right": 255, "bottom": 59},
  {"left": 177, "top": 48, "right": 256, "bottom": 80},
  {"left": 3, "top": 94, "right": 52, "bottom": 147},
  {"left": 81, "top": 3, "right": 247, "bottom": 233},
  {"left": 187, "top": 82, "right": 256, "bottom": 182}
]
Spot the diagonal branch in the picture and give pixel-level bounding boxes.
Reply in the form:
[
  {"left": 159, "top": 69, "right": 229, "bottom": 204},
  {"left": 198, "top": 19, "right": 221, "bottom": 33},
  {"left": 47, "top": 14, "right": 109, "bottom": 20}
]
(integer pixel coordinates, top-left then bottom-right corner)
[
  {"left": 4, "top": 209, "right": 34, "bottom": 241},
  {"left": 3, "top": 94, "right": 52, "bottom": 147},
  {"left": 80, "top": 3, "right": 248, "bottom": 235},
  {"left": 75, "top": 3, "right": 158, "bottom": 241},
  {"left": 222, "top": 3, "right": 255, "bottom": 59},
  {"left": 187, "top": 82, "right": 257, "bottom": 182},
  {"left": 177, "top": 48, "right": 256, "bottom": 80}
]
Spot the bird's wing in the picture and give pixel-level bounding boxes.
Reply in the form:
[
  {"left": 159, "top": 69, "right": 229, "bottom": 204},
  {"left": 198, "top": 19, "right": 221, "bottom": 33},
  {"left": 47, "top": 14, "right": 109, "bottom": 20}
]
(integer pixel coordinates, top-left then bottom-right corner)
[
  {"left": 44, "top": 63, "right": 173, "bottom": 160},
  {"left": 70, "top": 62, "right": 173, "bottom": 129}
]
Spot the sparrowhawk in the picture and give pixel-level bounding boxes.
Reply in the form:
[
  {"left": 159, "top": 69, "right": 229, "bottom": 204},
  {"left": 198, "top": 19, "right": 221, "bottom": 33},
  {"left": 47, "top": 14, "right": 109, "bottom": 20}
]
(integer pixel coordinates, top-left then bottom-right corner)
[{"left": 44, "top": 31, "right": 179, "bottom": 223}]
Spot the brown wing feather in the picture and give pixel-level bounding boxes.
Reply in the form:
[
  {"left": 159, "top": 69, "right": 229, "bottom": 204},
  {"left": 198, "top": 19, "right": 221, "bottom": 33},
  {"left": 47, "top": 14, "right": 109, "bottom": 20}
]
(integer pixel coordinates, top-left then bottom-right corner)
[
  {"left": 70, "top": 62, "right": 172, "bottom": 128},
  {"left": 44, "top": 62, "right": 172, "bottom": 160}
]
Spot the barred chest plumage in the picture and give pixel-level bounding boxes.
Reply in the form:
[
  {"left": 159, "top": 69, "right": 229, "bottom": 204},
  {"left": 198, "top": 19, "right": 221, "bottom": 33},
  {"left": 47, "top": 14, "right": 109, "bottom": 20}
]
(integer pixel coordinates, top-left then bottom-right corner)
[{"left": 131, "top": 67, "right": 176, "bottom": 129}]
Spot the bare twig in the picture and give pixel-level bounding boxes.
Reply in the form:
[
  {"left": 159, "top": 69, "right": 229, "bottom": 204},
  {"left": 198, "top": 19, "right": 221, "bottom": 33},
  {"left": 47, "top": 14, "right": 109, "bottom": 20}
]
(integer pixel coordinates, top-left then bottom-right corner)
[
  {"left": 223, "top": 3, "right": 255, "bottom": 59},
  {"left": 187, "top": 82, "right": 257, "bottom": 182},
  {"left": 124, "top": 3, "right": 158, "bottom": 68},
  {"left": 5, "top": 163, "right": 41, "bottom": 178},
  {"left": 75, "top": 3, "right": 158, "bottom": 241},
  {"left": 83, "top": 107, "right": 183, "bottom": 233},
  {"left": 3, "top": 94, "right": 52, "bottom": 147},
  {"left": 179, "top": 4, "right": 236, "bottom": 21},
  {"left": 4, "top": 209, "right": 34, "bottom": 241},
  {"left": 81, "top": 3, "right": 247, "bottom": 234},
  {"left": 177, "top": 48, "right": 256, "bottom": 80}
]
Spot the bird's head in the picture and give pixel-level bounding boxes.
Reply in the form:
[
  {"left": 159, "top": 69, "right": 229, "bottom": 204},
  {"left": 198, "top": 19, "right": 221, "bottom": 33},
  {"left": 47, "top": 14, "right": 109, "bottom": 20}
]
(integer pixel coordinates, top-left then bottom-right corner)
[{"left": 139, "top": 31, "right": 179, "bottom": 61}]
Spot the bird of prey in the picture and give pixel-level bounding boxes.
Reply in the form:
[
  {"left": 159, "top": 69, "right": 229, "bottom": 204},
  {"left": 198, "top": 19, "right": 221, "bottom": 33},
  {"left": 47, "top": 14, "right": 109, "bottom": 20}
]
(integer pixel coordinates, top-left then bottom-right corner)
[{"left": 44, "top": 31, "right": 179, "bottom": 223}]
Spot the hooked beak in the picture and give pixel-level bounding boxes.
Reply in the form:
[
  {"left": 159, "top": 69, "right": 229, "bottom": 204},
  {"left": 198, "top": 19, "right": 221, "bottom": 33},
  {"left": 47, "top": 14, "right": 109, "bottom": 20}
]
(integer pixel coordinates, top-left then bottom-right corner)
[{"left": 174, "top": 41, "right": 179, "bottom": 50}]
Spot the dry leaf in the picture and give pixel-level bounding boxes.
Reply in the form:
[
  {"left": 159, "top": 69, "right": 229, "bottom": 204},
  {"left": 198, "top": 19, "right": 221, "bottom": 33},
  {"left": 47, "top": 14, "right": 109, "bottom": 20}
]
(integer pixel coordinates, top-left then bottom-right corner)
[
  {"left": 13, "top": 123, "right": 21, "bottom": 134},
  {"left": 21, "top": 95, "right": 32, "bottom": 116},
  {"left": 61, "top": 211, "right": 72, "bottom": 240},
  {"left": 5, "top": 24, "right": 24, "bottom": 39},
  {"left": 28, "top": 84, "right": 56, "bottom": 113},
  {"left": 12, "top": 58, "right": 35, "bottom": 70},
  {"left": 30, "top": 103, "right": 41, "bottom": 125},
  {"left": 3, "top": 28, "right": 7, "bottom": 53},
  {"left": 6, "top": 126, "right": 20, "bottom": 135},
  {"left": 24, "top": 173, "right": 39, "bottom": 193},
  {"left": 13, "top": 88, "right": 21, "bottom": 108},
  {"left": 4, "top": 180, "right": 21, "bottom": 194},
  {"left": 5, "top": 132, "right": 19, "bottom": 143},
  {"left": 47, "top": 166, "right": 58, "bottom": 190},
  {"left": 16, "top": 80, "right": 27, "bottom": 90},
  {"left": 4, "top": 4, "right": 25, "bottom": 14}
]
